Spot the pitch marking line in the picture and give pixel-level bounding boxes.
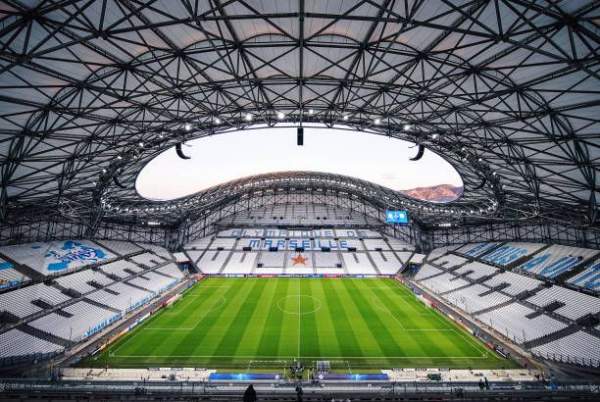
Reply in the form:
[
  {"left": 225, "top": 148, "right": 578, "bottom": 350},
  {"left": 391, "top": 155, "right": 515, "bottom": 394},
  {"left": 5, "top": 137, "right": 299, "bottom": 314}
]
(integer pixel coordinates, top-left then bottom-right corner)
[
  {"left": 369, "top": 295, "right": 406, "bottom": 330},
  {"left": 421, "top": 295, "right": 490, "bottom": 358},
  {"left": 112, "top": 354, "right": 491, "bottom": 359},
  {"left": 142, "top": 327, "right": 196, "bottom": 331},
  {"left": 195, "top": 285, "right": 230, "bottom": 288},
  {"left": 371, "top": 296, "right": 439, "bottom": 319},
  {"left": 388, "top": 280, "right": 491, "bottom": 358},
  {"left": 111, "top": 295, "right": 228, "bottom": 356},
  {"left": 275, "top": 295, "right": 322, "bottom": 315},
  {"left": 162, "top": 295, "right": 227, "bottom": 316}
]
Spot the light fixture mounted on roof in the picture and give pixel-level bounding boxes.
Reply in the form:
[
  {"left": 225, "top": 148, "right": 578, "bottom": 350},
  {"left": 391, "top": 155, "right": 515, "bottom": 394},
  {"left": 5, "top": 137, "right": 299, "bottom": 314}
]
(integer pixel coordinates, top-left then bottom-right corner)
[
  {"left": 175, "top": 143, "right": 191, "bottom": 160},
  {"left": 409, "top": 144, "right": 425, "bottom": 161}
]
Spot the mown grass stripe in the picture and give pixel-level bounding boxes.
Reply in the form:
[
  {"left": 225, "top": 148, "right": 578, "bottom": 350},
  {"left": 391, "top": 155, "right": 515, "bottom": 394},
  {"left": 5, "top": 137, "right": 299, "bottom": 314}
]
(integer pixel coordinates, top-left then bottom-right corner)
[
  {"left": 361, "top": 281, "right": 432, "bottom": 357},
  {"left": 322, "top": 279, "right": 365, "bottom": 358},
  {"left": 204, "top": 279, "right": 267, "bottom": 366},
  {"left": 299, "top": 279, "right": 321, "bottom": 357},
  {"left": 254, "top": 278, "right": 290, "bottom": 359},
  {"left": 111, "top": 282, "right": 226, "bottom": 359},
  {"left": 165, "top": 279, "right": 251, "bottom": 361},
  {"left": 235, "top": 278, "right": 278, "bottom": 357},
  {"left": 310, "top": 279, "right": 342, "bottom": 358},
  {"left": 343, "top": 279, "right": 406, "bottom": 362}
]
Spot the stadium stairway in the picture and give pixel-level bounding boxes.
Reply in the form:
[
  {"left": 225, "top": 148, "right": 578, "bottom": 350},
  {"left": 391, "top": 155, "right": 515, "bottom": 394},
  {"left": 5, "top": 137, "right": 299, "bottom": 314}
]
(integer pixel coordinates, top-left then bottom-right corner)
[
  {"left": 102, "top": 272, "right": 121, "bottom": 282},
  {"left": 30, "top": 299, "right": 54, "bottom": 310},
  {"left": 153, "top": 269, "right": 178, "bottom": 280},
  {"left": 480, "top": 283, "right": 511, "bottom": 295},
  {"left": 515, "top": 285, "right": 546, "bottom": 301},
  {"left": 363, "top": 242, "right": 382, "bottom": 275},
  {"left": 82, "top": 298, "right": 121, "bottom": 314},
  {"left": 439, "top": 255, "right": 471, "bottom": 272},
  {"left": 522, "top": 325, "right": 582, "bottom": 349},
  {"left": 472, "top": 299, "right": 516, "bottom": 316},
  {"left": 576, "top": 314, "right": 599, "bottom": 328},
  {"left": 217, "top": 244, "right": 238, "bottom": 275},
  {"left": 0, "top": 311, "right": 20, "bottom": 325},
  {"left": 123, "top": 281, "right": 153, "bottom": 293},
  {"left": 475, "top": 272, "right": 500, "bottom": 284},
  {"left": 47, "top": 281, "right": 77, "bottom": 297},
  {"left": 424, "top": 267, "right": 447, "bottom": 280},
  {"left": 341, "top": 256, "right": 350, "bottom": 275},
  {"left": 249, "top": 257, "right": 258, "bottom": 275},
  {"left": 19, "top": 323, "right": 73, "bottom": 348},
  {"left": 438, "top": 281, "right": 473, "bottom": 296}
]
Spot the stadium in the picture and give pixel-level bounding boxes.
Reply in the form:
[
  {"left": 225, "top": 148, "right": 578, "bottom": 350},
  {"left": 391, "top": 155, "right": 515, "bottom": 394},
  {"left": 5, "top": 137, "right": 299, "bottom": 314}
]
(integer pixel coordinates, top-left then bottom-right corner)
[{"left": 0, "top": 1, "right": 599, "bottom": 401}]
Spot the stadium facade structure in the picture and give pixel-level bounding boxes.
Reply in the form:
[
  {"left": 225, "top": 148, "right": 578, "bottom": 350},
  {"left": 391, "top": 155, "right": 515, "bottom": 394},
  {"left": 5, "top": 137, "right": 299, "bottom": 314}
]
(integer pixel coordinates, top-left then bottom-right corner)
[
  {"left": 0, "top": 0, "right": 599, "bottom": 252},
  {"left": 1, "top": 2, "right": 600, "bottom": 399}
]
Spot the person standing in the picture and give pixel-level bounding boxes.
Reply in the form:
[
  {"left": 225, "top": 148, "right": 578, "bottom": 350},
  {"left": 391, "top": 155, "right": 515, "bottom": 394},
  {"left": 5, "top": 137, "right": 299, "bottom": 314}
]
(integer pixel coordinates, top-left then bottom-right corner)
[{"left": 243, "top": 384, "right": 257, "bottom": 402}]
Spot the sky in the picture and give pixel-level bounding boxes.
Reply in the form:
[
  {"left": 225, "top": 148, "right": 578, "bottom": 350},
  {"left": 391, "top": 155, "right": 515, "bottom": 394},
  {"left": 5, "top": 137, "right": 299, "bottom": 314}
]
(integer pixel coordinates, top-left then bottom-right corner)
[{"left": 136, "top": 126, "right": 463, "bottom": 201}]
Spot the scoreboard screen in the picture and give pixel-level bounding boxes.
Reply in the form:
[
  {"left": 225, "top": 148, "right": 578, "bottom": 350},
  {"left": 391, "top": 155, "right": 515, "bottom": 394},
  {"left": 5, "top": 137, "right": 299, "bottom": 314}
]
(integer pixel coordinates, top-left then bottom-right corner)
[{"left": 385, "top": 210, "right": 409, "bottom": 224}]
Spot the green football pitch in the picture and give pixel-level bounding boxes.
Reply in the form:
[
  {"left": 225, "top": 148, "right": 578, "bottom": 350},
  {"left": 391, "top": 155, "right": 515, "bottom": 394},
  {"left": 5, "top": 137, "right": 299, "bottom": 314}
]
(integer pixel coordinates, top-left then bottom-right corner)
[{"left": 88, "top": 277, "right": 516, "bottom": 370}]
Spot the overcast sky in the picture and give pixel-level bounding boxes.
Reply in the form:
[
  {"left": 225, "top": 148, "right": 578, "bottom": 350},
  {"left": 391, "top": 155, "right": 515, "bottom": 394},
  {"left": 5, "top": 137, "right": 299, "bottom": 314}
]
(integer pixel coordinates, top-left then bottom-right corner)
[{"left": 136, "top": 126, "right": 463, "bottom": 201}]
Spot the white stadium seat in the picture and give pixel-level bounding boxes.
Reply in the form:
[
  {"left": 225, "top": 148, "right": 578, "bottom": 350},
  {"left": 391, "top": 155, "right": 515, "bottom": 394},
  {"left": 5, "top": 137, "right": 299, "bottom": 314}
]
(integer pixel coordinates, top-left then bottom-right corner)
[
  {"left": 341, "top": 253, "right": 377, "bottom": 275},
  {"left": 478, "top": 303, "right": 567, "bottom": 344},
  {"left": 221, "top": 252, "right": 258, "bottom": 274},
  {"left": 526, "top": 286, "right": 600, "bottom": 320},
  {"left": 55, "top": 269, "right": 113, "bottom": 294},
  {"left": 0, "top": 329, "right": 63, "bottom": 360},
  {"left": 0, "top": 283, "right": 70, "bottom": 319},
  {"left": 94, "top": 240, "right": 143, "bottom": 256},
  {"left": 483, "top": 271, "right": 543, "bottom": 295},
  {"left": 452, "top": 261, "right": 498, "bottom": 281},
  {"left": 29, "top": 301, "right": 120, "bottom": 342}
]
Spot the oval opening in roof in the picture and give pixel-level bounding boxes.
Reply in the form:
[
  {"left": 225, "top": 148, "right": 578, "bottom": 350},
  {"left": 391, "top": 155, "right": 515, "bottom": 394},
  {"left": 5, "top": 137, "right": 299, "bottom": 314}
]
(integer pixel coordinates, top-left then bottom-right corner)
[{"left": 136, "top": 126, "right": 463, "bottom": 203}]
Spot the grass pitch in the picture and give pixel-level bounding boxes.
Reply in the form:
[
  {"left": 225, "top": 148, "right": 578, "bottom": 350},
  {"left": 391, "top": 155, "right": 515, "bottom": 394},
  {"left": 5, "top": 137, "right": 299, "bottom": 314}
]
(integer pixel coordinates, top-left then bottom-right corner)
[{"left": 88, "top": 277, "right": 516, "bottom": 369}]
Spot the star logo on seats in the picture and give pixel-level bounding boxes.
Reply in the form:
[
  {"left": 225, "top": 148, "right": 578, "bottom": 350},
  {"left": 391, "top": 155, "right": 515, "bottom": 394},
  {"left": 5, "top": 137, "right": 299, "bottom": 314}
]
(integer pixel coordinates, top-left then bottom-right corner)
[{"left": 291, "top": 254, "right": 308, "bottom": 266}]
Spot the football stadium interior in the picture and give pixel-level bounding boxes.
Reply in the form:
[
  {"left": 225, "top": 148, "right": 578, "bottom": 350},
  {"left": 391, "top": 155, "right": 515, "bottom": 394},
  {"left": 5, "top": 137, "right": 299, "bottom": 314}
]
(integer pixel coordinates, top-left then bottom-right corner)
[{"left": 0, "top": 1, "right": 600, "bottom": 401}]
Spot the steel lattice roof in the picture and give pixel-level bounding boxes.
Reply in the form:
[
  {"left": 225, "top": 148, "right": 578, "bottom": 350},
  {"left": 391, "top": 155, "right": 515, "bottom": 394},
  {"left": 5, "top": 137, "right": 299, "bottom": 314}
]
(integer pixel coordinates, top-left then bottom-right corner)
[{"left": 0, "top": 0, "right": 599, "bottom": 228}]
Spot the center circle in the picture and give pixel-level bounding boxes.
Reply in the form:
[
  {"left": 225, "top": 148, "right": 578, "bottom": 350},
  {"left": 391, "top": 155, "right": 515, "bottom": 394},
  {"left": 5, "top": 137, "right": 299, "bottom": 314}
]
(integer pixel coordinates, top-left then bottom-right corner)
[{"left": 277, "top": 295, "right": 322, "bottom": 315}]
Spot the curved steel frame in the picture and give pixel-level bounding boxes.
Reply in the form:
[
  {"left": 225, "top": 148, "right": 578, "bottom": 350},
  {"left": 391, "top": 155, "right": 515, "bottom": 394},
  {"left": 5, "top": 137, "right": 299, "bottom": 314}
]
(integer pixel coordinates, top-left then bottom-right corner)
[{"left": 0, "top": 1, "right": 599, "bottom": 238}]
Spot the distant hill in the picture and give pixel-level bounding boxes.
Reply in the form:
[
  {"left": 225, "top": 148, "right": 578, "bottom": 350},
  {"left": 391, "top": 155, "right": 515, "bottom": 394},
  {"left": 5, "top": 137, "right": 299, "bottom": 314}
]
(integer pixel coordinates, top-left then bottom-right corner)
[{"left": 400, "top": 184, "right": 463, "bottom": 203}]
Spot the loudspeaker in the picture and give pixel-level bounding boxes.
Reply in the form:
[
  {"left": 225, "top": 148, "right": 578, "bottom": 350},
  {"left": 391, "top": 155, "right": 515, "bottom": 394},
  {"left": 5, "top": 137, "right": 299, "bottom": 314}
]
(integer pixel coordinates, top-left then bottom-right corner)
[{"left": 297, "top": 127, "right": 303, "bottom": 146}]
